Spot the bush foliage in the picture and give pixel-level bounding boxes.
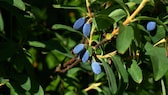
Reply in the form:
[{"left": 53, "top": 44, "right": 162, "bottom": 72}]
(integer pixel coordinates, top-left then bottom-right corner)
[{"left": 0, "top": 0, "right": 168, "bottom": 95}]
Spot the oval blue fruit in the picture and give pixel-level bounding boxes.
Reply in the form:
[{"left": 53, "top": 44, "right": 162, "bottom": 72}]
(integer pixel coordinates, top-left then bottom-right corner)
[
  {"left": 146, "top": 21, "right": 156, "bottom": 31},
  {"left": 82, "top": 50, "right": 90, "bottom": 63},
  {"left": 73, "top": 44, "right": 85, "bottom": 54},
  {"left": 91, "top": 61, "right": 102, "bottom": 74},
  {"left": 73, "top": 17, "right": 85, "bottom": 30},
  {"left": 83, "top": 22, "right": 91, "bottom": 37}
]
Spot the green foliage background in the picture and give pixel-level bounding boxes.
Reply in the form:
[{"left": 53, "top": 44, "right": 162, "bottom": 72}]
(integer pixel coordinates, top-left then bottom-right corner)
[{"left": 0, "top": 0, "right": 168, "bottom": 95}]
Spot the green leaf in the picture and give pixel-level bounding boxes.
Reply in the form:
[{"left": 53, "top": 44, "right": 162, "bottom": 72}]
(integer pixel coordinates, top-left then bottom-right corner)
[
  {"left": 28, "top": 40, "right": 73, "bottom": 57},
  {"left": 46, "top": 75, "right": 61, "bottom": 91},
  {"left": 125, "top": 2, "right": 136, "bottom": 12},
  {"left": 52, "top": 24, "right": 83, "bottom": 35},
  {"left": 116, "top": 25, "right": 134, "bottom": 54},
  {"left": 67, "top": 67, "right": 82, "bottom": 82},
  {"left": 65, "top": 91, "right": 76, "bottom": 95},
  {"left": 111, "top": 55, "right": 128, "bottom": 83},
  {"left": 21, "top": 77, "right": 31, "bottom": 91},
  {"left": 94, "top": 72, "right": 105, "bottom": 82},
  {"left": 93, "top": 15, "right": 114, "bottom": 31},
  {"left": 128, "top": 60, "right": 143, "bottom": 83},
  {"left": 108, "top": 9, "right": 126, "bottom": 22},
  {"left": 128, "top": 0, "right": 142, "bottom": 4},
  {"left": 145, "top": 42, "right": 168, "bottom": 81},
  {"left": 13, "top": 0, "right": 25, "bottom": 11},
  {"left": 0, "top": 11, "right": 4, "bottom": 32},
  {"left": 28, "top": 41, "right": 46, "bottom": 48},
  {"left": 102, "top": 60, "right": 117, "bottom": 94},
  {"left": 151, "top": 25, "right": 166, "bottom": 43},
  {"left": 46, "top": 52, "right": 59, "bottom": 69},
  {"left": 102, "top": 86, "right": 111, "bottom": 95},
  {"left": 0, "top": 77, "right": 9, "bottom": 85},
  {"left": 114, "top": 0, "right": 129, "bottom": 16},
  {"left": 34, "top": 85, "right": 44, "bottom": 95}
]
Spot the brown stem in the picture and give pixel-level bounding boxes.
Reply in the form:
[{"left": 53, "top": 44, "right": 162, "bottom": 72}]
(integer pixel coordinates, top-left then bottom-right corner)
[
  {"left": 95, "top": 39, "right": 109, "bottom": 48},
  {"left": 63, "top": 56, "right": 77, "bottom": 67},
  {"left": 57, "top": 59, "right": 81, "bottom": 73}
]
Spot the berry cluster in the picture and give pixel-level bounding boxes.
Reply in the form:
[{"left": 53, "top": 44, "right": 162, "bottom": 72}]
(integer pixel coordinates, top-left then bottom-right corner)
[
  {"left": 72, "top": 43, "right": 90, "bottom": 63},
  {"left": 72, "top": 17, "right": 102, "bottom": 74},
  {"left": 73, "top": 17, "right": 91, "bottom": 37}
]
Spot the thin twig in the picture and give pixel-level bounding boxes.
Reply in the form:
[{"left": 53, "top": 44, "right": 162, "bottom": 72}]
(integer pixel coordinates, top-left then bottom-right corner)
[{"left": 57, "top": 59, "right": 81, "bottom": 73}]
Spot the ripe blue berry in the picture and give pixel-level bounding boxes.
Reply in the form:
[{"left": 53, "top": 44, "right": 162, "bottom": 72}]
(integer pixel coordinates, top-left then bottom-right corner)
[
  {"left": 73, "top": 17, "right": 85, "bottom": 30},
  {"left": 91, "top": 61, "right": 102, "bottom": 74},
  {"left": 73, "top": 44, "right": 85, "bottom": 54},
  {"left": 83, "top": 22, "right": 91, "bottom": 37},
  {"left": 82, "top": 50, "right": 90, "bottom": 63},
  {"left": 146, "top": 21, "right": 156, "bottom": 31}
]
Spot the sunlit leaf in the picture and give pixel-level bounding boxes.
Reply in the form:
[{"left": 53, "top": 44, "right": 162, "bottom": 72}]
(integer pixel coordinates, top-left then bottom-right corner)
[
  {"left": 28, "top": 41, "right": 46, "bottom": 48},
  {"left": 13, "top": 0, "right": 25, "bottom": 11},
  {"left": 46, "top": 75, "right": 61, "bottom": 91},
  {"left": 0, "top": 10, "right": 4, "bottom": 32},
  {"left": 34, "top": 85, "right": 44, "bottom": 95},
  {"left": 65, "top": 91, "right": 76, "bottom": 95},
  {"left": 108, "top": 9, "right": 126, "bottom": 22},
  {"left": 21, "top": 77, "right": 31, "bottom": 91}
]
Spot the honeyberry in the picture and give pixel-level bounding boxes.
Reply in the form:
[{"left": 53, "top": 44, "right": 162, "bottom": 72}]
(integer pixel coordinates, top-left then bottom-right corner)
[
  {"left": 146, "top": 21, "right": 156, "bottom": 31},
  {"left": 82, "top": 50, "right": 90, "bottom": 63},
  {"left": 73, "top": 44, "right": 85, "bottom": 54},
  {"left": 83, "top": 22, "right": 91, "bottom": 37},
  {"left": 91, "top": 61, "right": 102, "bottom": 74},
  {"left": 73, "top": 17, "right": 85, "bottom": 30}
]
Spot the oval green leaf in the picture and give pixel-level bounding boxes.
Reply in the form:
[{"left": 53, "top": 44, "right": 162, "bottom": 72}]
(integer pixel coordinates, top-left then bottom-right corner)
[
  {"left": 116, "top": 24, "right": 134, "bottom": 54},
  {"left": 128, "top": 60, "right": 143, "bottom": 83},
  {"left": 21, "top": 77, "right": 31, "bottom": 91},
  {"left": 145, "top": 42, "right": 168, "bottom": 81},
  {"left": 13, "top": 0, "right": 25, "bottom": 11},
  {"left": 108, "top": 9, "right": 126, "bottom": 22}
]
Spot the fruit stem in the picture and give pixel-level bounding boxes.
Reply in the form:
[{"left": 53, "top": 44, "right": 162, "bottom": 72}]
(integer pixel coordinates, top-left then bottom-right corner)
[
  {"left": 56, "top": 59, "right": 81, "bottom": 73},
  {"left": 84, "top": 82, "right": 102, "bottom": 92},
  {"left": 123, "top": 0, "right": 150, "bottom": 25},
  {"left": 153, "top": 38, "right": 166, "bottom": 47},
  {"left": 96, "top": 51, "right": 117, "bottom": 58},
  {"left": 86, "top": 0, "right": 92, "bottom": 18},
  {"left": 89, "top": 25, "right": 95, "bottom": 46}
]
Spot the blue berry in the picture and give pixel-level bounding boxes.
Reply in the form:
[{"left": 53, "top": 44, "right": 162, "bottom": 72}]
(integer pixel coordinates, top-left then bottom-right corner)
[
  {"left": 91, "top": 61, "right": 102, "bottom": 74},
  {"left": 83, "top": 22, "right": 91, "bottom": 37},
  {"left": 73, "top": 44, "right": 85, "bottom": 54},
  {"left": 73, "top": 17, "right": 85, "bottom": 30},
  {"left": 82, "top": 50, "right": 90, "bottom": 63},
  {"left": 146, "top": 21, "right": 156, "bottom": 31}
]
